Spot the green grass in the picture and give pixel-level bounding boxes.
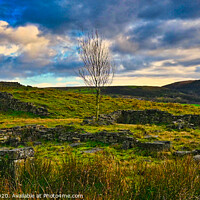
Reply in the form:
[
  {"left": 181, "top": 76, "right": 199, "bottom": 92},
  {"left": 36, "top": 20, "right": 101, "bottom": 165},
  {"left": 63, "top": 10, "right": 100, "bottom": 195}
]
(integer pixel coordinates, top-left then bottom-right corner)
[
  {"left": 192, "top": 104, "right": 200, "bottom": 107},
  {"left": 1, "top": 86, "right": 200, "bottom": 121},
  {"left": 0, "top": 151, "right": 199, "bottom": 200},
  {"left": 1, "top": 85, "right": 200, "bottom": 199}
]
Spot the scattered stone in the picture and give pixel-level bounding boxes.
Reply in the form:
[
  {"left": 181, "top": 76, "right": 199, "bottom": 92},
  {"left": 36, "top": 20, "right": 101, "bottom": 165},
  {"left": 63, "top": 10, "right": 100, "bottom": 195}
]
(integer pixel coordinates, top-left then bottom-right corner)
[
  {"left": 69, "top": 143, "right": 84, "bottom": 147},
  {"left": 144, "top": 135, "right": 159, "bottom": 139},
  {"left": 143, "top": 159, "right": 152, "bottom": 162},
  {"left": 174, "top": 151, "right": 193, "bottom": 156},
  {"left": 174, "top": 150, "right": 200, "bottom": 156},
  {"left": 193, "top": 155, "right": 200, "bottom": 162},
  {"left": 83, "top": 148, "right": 102, "bottom": 154}
]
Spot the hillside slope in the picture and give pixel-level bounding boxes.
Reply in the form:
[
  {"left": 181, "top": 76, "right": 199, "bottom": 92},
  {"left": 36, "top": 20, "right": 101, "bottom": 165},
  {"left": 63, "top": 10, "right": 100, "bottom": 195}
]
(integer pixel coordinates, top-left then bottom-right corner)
[
  {"left": 52, "top": 84, "right": 200, "bottom": 104},
  {"left": 164, "top": 79, "right": 200, "bottom": 95},
  {"left": 0, "top": 83, "right": 200, "bottom": 120}
]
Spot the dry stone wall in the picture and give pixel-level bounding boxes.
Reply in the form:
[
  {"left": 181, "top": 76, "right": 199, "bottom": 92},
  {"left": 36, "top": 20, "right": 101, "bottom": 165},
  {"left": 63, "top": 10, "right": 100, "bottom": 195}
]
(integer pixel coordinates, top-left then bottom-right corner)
[
  {"left": 0, "top": 147, "right": 34, "bottom": 160},
  {"left": 117, "top": 110, "right": 200, "bottom": 127},
  {"left": 0, "top": 125, "right": 171, "bottom": 153},
  {"left": 0, "top": 81, "right": 22, "bottom": 88},
  {"left": 0, "top": 92, "right": 48, "bottom": 116},
  {"left": 84, "top": 109, "right": 200, "bottom": 128}
]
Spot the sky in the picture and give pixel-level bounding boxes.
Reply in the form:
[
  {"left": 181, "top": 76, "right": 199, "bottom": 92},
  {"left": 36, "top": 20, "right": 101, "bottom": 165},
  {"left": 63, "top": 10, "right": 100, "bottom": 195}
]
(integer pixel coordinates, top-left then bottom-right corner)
[{"left": 0, "top": 0, "right": 200, "bottom": 87}]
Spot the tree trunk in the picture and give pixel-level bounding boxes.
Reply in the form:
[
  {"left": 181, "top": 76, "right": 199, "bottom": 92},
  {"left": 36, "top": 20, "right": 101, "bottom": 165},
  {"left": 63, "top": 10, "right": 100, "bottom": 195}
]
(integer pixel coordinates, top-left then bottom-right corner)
[{"left": 95, "top": 88, "right": 100, "bottom": 121}]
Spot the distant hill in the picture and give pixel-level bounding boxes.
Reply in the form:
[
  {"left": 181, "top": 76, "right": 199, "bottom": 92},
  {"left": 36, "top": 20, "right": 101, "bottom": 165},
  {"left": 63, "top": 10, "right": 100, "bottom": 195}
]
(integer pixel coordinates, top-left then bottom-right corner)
[
  {"left": 163, "top": 80, "right": 200, "bottom": 95},
  {"left": 52, "top": 83, "right": 200, "bottom": 104}
]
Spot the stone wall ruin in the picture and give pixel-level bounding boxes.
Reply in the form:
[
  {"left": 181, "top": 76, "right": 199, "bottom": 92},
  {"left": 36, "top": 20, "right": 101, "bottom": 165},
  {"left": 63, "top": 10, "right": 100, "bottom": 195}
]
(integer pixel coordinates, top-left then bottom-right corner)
[
  {"left": 84, "top": 109, "right": 200, "bottom": 128},
  {"left": 0, "top": 92, "right": 48, "bottom": 116},
  {"left": 0, "top": 125, "right": 171, "bottom": 153}
]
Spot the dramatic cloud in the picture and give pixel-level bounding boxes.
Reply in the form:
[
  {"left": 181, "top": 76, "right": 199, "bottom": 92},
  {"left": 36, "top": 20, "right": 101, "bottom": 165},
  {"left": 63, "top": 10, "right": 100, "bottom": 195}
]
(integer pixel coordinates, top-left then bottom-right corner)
[
  {"left": 0, "top": 20, "right": 80, "bottom": 79},
  {"left": 1, "top": 0, "right": 200, "bottom": 86}
]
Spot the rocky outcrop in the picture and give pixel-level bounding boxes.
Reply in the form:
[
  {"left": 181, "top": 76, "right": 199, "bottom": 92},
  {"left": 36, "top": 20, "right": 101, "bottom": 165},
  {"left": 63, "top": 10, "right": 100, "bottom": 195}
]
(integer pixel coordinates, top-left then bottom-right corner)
[
  {"left": 0, "top": 92, "right": 48, "bottom": 116},
  {"left": 84, "top": 109, "right": 200, "bottom": 128}
]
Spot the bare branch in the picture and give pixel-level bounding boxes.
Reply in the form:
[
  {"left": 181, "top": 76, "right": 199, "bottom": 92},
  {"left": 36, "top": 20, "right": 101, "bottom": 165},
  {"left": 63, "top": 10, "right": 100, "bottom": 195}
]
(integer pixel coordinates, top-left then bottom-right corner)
[{"left": 78, "top": 30, "right": 115, "bottom": 89}]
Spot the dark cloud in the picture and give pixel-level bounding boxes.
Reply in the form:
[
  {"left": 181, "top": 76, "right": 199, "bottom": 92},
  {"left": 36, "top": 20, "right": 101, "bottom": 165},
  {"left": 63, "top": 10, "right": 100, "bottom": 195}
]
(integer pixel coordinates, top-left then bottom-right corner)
[
  {"left": 0, "top": 0, "right": 138, "bottom": 36},
  {"left": 138, "top": 0, "right": 200, "bottom": 20},
  {"left": 178, "top": 59, "right": 200, "bottom": 67},
  {"left": 0, "top": 54, "right": 80, "bottom": 79},
  {"left": 1, "top": 0, "right": 200, "bottom": 81},
  {"left": 161, "top": 28, "right": 200, "bottom": 48}
]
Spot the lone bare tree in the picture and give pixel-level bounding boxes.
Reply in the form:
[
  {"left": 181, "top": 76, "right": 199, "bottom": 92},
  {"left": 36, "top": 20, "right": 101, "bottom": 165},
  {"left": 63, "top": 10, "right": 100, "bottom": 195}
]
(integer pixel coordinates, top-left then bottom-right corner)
[{"left": 78, "top": 31, "right": 115, "bottom": 121}]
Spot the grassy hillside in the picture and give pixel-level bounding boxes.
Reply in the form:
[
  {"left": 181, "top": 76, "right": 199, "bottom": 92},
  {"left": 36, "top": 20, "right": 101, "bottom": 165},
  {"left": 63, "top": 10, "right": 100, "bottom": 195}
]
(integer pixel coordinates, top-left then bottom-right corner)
[
  {"left": 164, "top": 79, "right": 200, "bottom": 95},
  {"left": 1, "top": 85, "right": 200, "bottom": 121}
]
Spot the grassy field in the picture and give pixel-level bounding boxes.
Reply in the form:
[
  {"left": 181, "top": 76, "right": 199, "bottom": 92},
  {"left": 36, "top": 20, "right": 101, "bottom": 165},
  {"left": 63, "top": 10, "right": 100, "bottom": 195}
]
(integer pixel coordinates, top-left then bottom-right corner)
[
  {"left": 1, "top": 85, "right": 200, "bottom": 199},
  {"left": 1, "top": 85, "right": 200, "bottom": 120}
]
